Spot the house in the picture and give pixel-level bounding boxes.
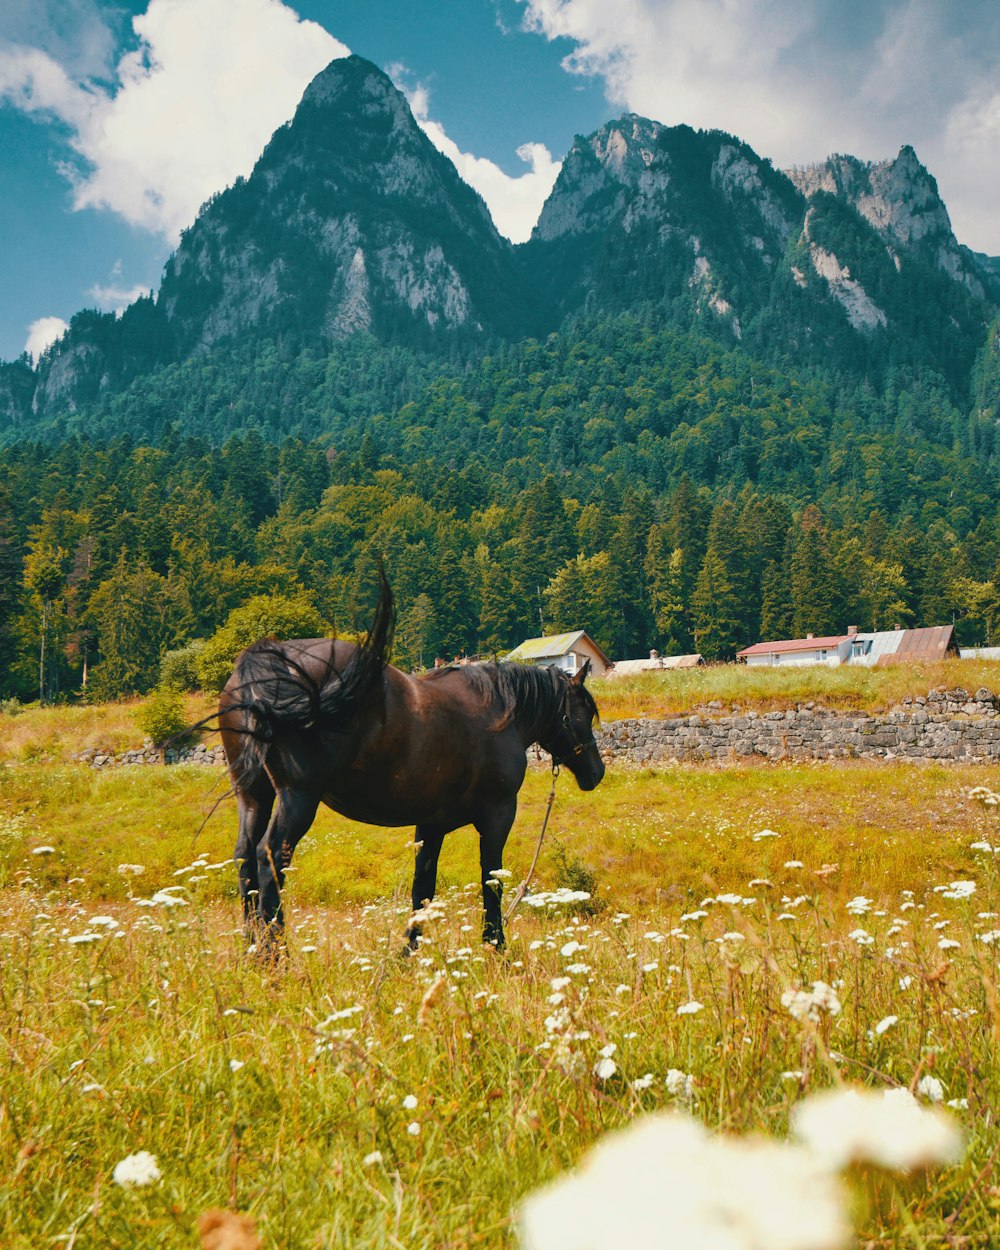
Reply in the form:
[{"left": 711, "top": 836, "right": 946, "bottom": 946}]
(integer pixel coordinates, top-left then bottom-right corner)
[
  {"left": 737, "top": 633, "right": 851, "bottom": 667},
  {"left": 504, "top": 631, "right": 613, "bottom": 678},
  {"left": 606, "top": 650, "right": 703, "bottom": 678},
  {"left": 737, "top": 624, "right": 957, "bottom": 668}
]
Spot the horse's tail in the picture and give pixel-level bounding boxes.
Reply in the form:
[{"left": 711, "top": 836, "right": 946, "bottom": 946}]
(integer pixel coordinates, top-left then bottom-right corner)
[{"left": 224, "top": 565, "right": 396, "bottom": 793}]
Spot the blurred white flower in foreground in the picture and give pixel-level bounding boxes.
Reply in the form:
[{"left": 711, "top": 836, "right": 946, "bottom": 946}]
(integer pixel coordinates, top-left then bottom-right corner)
[
  {"left": 113, "top": 1150, "right": 161, "bottom": 1187},
  {"left": 781, "top": 981, "right": 841, "bottom": 1023},
  {"left": 519, "top": 1112, "right": 848, "bottom": 1250},
  {"left": 791, "top": 1087, "right": 962, "bottom": 1170}
]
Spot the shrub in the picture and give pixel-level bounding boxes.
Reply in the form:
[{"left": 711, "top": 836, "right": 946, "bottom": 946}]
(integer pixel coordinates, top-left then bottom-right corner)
[
  {"left": 134, "top": 685, "right": 190, "bottom": 747},
  {"left": 551, "top": 839, "right": 604, "bottom": 915},
  {"left": 159, "top": 640, "right": 207, "bottom": 691},
  {"left": 196, "top": 594, "right": 328, "bottom": 692}
]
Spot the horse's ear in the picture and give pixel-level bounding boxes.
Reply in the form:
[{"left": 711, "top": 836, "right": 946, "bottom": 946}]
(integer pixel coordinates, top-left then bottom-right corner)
[{"left": 573, "top": 658, "right": 592, "bottom": 685}]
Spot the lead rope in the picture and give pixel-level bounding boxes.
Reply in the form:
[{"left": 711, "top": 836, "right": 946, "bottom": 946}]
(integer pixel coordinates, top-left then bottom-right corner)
[{"left": 504, "top": 762, "right": 560, "bottom": 922}]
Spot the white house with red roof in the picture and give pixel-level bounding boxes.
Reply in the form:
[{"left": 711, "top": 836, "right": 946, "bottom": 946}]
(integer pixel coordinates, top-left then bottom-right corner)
[{"left": 737, "top": 625, "right": 956, "bottom": 667}]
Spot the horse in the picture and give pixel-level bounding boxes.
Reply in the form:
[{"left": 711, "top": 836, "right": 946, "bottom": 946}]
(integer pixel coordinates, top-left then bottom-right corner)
[{"left": 217, "top": 572, "right": 605, "bottom": 951}]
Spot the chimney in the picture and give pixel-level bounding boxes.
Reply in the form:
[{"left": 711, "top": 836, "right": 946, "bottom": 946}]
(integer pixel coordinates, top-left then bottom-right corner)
[
  {"left": 893, "top": 623, "right": 902, "bottom": 631},
  {"left": 847, "top": 625, "right": 858, "bottom": 637},
  {"left": 649, "top": 649, "right": 659, "bottom": 660},
  {"left": 806, "top": 633, "right": 814, "bottom": 640}
]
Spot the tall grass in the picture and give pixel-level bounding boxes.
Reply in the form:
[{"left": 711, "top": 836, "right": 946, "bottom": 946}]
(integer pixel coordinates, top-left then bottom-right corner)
[
  {"left": 3, "top": 774, "right": 999, "bottom": 1246},
  {"left": 593, "top": 657, "right": 1000, "bottom": 721}
]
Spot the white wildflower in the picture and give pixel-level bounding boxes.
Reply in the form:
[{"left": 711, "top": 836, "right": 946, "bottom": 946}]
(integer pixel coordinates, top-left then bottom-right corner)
[
  {"left": 791, "top": 1086, "right": 963, "bottom": 1171},
  {"left": 874, "top": 1015, "right": 898, "bottom": 1036},
  {"left": 228, "top": 1059, "right": 244, "bottom": 1073},
  {"left": 916, "top": 1075, "right": 944, "bottom": 1103},
  {"left": 593, "top": 1057, "right": 618, "bottom": 1081},
  {"left": 518, "top": 1112, "right": 848, "bottom": 1250},
  {"left": 676, "top": 1001, "right": 703, "bottom": 1016},
  {"left": 632, "top": 1074, "right": 655, "bottom": 1092},
  {"left": 113, "top": 1151, "right": 161, "bottom": 1188},
  {"left": 752, "top": 828, "right": 780, "bottom": 841},
  {"left": 403, "top": 1094, "right": 418, "bottom": 1110},
  {"left": 406, "top": 1121, "right": 421, "bottom": 1137},
  {"left": 363, "top": 1150, "right": 383, "bottom": 1166},
  {"left": 848, "top": 928, "right": 875, "bottom": 946},
  {"left": 31, "top": 845, "right": 56, "bottom": 856},
  {"left": 781, "top": 981, "right": 841, "bottom": 1023},
  {"left": 664, "top": 1069, "right": 694, "bottom": 1100},
  {"left": 784, "top": 860, "right": 804, "bottom": 869},
  {"left": 940, "top": 880, "right": 976, "bottom": 900},
  {"left": 845, "top": 896, "right": 872, "bottom": 916}
]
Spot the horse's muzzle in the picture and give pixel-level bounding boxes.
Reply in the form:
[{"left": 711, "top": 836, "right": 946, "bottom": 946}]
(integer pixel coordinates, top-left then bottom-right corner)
[{"left": 573, "top": 755, "right": 606, "bottom": 791}]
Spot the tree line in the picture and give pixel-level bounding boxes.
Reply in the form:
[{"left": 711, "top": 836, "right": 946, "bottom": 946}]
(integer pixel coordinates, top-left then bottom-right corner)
[{"left": 1, "top": 314, "right": 999, "bottom": 702}]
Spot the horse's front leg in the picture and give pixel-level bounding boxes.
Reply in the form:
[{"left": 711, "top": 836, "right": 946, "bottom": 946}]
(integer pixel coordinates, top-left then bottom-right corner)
[
  {"left": 255, "top": 787, "right": 320, "bottom": 951},
  {"left": 234, "top": 780, "right": 274, "bottom": 944},
  {"left": 476, "top": 801, "right": 516, "bottom": 949},
  {"left": 406, "top": 825, "right": 446, "bottom": 952}
]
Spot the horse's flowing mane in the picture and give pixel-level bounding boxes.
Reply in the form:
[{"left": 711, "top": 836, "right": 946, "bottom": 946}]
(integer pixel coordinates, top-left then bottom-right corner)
[{"left": 440, "top": 661, "right": 593, "bottom": 737}]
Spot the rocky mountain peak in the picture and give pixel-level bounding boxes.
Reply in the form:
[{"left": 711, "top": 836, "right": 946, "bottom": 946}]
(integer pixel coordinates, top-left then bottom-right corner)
[
  {"left": 786, "top": 145, "right": 986, "bottom": 297},
  {"left": 155, "top": 54, "right": 517, "bottom": 353}
]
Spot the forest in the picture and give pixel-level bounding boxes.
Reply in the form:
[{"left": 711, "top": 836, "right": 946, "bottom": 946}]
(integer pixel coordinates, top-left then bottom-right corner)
[{"left": 2, "top": 312, "right": 999, "bottom": 704}]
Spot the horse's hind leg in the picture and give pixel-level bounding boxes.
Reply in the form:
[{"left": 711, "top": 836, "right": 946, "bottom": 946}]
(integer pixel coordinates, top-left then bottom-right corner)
[
  {"left": 234, "top": 779, "right": 275, "bottom": 941},
  {"left": 256, "top": 787, "right": 321, "bottom": 946},
  {"left": 406, "top": 824, "right": 446, "bottom": 951}
]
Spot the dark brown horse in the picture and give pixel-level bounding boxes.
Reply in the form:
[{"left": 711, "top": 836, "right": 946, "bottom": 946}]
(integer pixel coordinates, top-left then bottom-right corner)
[{"left": 218, "top": 574, "right": 605, "bottom": 949}]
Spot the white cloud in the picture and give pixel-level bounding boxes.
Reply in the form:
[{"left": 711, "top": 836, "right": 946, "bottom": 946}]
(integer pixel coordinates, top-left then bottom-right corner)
[
  {"left": 391, "top": 66, "right": 561, "bottom": 243},
  {"left": 89, "top": 281, "right": 151, "bottom": 313},
  {"left": 24, "top": 316, "right": 69, "bottom": 360},
  {"left": 0, "top": 0, "right": 348, "bottom": 242},
  {"left": 517, "top": 0, "right": 1000, "bottom": 253}
]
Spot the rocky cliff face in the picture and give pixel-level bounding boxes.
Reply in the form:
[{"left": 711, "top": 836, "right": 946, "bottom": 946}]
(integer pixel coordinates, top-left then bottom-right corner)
[
  {"left": 157, "top": 56, "right": 523, "bottom": 354},
  {"left": 787, "top": 147, "right": 995, "bottom": 301},
  {"left": 527, "top": 117, "right": 804, "bottom": 335}
]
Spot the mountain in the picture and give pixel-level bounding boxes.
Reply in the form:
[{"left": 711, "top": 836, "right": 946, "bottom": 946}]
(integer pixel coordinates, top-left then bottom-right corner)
[
  {"left": 785, "top": 147, "right": 997, "bottom": 301},
  {"left": 524, "top": 116, "right": 804, "bottom": 336},
  {"left": 3, "top": 55, "right": 997, "bottom": 438},
  {"left": 157, "top": 55, "right": 527, "bottom": 355},
  {"left": 523, "top": 119, "right": 993, "bottom": 387}
]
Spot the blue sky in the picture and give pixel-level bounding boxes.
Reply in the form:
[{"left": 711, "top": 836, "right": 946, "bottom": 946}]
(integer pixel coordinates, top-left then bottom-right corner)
[{"left": 2, "top": 0, "right": 1000, "bottom": 362}]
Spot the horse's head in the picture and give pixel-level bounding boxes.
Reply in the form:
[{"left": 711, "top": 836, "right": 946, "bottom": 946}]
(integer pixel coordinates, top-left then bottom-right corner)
[{"left": 542, "top": 661, "right": 606, "bottom": 791}]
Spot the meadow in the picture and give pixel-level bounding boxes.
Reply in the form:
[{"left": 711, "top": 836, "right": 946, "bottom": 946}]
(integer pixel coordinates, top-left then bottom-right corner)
[{"left": 3, "top": 667, "right": 1000, "bottom": 1247}]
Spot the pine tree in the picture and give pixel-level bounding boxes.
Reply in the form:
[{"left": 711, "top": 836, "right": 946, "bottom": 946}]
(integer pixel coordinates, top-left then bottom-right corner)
[
  {"left": 645, "top": 524, "right": 691, "bottom": 652},
  {"left": 790, "top": 506, "right": 843, "bottom": 637}
]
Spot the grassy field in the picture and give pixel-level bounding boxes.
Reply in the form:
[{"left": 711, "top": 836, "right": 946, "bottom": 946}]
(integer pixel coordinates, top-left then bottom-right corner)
[
  {"left": 3, "top": 743, "right": 1000, "bottom": 1246},
  {"left": 592, "top": 656, "right": 1000, "bottom": 721}
]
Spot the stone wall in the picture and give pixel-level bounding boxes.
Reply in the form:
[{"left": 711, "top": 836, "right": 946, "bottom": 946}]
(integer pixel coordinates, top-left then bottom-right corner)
[
  {"left": 77, "top": 742, "right": 227, "bottom": 768},
  {"left": 595, "top": 688, "right": 1000, "bottom": 765},
  {"left": 79, "top": 687, "right": 1000, "bottom": 769}
]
